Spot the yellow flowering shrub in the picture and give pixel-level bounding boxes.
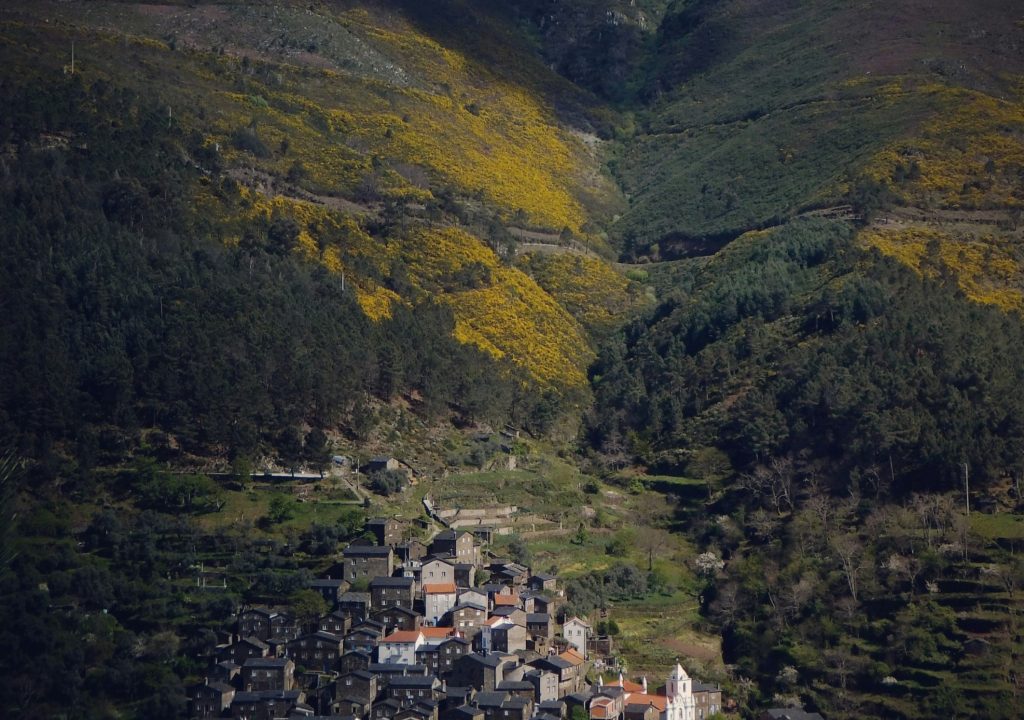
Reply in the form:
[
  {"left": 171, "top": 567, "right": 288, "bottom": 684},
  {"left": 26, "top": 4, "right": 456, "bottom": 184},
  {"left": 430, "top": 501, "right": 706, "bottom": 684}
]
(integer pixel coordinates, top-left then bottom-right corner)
[
  {"left": 394, "top": 227, "right": 592, "bottom": 389},
  {"left": 862, "top": 82, "right": 1024, "bottom": 209},
  {"left": 356, "top": 285, "right": 402, "bottom": 321},
  {"left": 514, "top": 252, "right": 636, "bottom": 332},
  {"left": 447, "top": 266, "right": 593, "bottom": 389},
  {"left": 861, "top": 226, "right": 1024, "bottom": 311}
]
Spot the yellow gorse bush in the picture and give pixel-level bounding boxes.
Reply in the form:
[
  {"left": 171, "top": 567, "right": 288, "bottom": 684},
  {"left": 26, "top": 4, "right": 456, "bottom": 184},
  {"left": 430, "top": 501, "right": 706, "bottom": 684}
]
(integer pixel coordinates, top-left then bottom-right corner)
[
  {"left": 515, "top": 252, "right": 634, "bottom": 333},
  {"left": 861, "top": 226, "right": 1024, "bottom": 312},
  {"left": 862, "top": 82, "right": 1024, "bottom": 209}
]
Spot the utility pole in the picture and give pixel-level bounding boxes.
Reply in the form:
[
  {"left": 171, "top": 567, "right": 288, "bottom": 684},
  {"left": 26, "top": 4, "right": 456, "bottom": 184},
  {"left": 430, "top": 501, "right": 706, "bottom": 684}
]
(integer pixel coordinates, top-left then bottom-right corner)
[
  {"left": 71, "top": 40, "right": 75, "bottom": 75},
  {"left": 963, "top": 462, "right": 970, "bottom": 564},
  {"left": 963, "top": 462, "right": 970, "bottom": 516}
]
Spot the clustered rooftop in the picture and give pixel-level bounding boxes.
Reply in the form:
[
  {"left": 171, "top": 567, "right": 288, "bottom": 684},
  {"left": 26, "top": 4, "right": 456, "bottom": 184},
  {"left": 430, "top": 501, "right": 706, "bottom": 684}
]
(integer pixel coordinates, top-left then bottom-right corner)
[{"left": 188, "top": 518, "right": 723, "bottom": 720}]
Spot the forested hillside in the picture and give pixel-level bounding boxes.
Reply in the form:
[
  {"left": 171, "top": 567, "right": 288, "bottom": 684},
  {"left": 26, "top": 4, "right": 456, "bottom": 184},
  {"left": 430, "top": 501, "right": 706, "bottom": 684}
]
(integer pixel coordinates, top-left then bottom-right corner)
[
  {"left": 583, "top": 1, "right": 1024, "bottom": 716},
  {"left": 0, "top": 0, "right": 647, "bottom": 461},
  {"left": 2, "top": 1, "right": 1024, "bottom": 719}
]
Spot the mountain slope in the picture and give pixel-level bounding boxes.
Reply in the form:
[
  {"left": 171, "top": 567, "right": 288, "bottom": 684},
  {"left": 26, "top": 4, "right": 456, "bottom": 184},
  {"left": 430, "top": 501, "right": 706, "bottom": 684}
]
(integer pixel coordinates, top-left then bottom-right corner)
[
  {"left": 613, "top": 0, "right": 1024, "bottom": 259},
  {"left": 588, "top": 3, "right": 1024, "bottom": 717},
  {"left": 0, "top": 0, "right": 645, "bottom": 453}
]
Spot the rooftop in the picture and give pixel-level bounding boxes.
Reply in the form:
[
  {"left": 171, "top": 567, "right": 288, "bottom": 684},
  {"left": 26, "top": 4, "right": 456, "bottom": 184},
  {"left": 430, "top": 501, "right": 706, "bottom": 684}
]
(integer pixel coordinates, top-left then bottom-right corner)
[
  {"left": 371, "top": 577, "right": 415, "bottom": 588},
  {"left": 344, "top": 545, "right": 393, "bottom": 557},
  {"left": 423, "top": 582, "right": 458, "bottom": 594}
]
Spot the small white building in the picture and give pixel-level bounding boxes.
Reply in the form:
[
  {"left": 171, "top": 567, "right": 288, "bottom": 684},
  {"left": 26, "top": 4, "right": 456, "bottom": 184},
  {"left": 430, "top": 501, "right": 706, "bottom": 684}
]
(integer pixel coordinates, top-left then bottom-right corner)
[
  {"left": 377, "top": 630, "right": 424, "bottom": 665},
  {"left": 423, "top": 582, "right": 458, "bottom": 625},
  {"left": 563, "top": 616, "right": 591, "bottom": 660},
  {"left": 422, "top": 558, "right": 456, "bottom": 584}
]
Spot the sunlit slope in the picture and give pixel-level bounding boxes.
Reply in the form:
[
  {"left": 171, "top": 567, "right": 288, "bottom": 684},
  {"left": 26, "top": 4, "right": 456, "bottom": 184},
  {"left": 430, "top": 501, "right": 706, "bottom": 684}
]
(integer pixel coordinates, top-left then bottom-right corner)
[
  {"left": 5, "top": 1, "right": 621, "bottom": 231},
  {"left": 0, "top": 1, "right": 634, "bottom": 393},
  {"left": 614, "top": 0, "right": 1024, "bottom": 261}
]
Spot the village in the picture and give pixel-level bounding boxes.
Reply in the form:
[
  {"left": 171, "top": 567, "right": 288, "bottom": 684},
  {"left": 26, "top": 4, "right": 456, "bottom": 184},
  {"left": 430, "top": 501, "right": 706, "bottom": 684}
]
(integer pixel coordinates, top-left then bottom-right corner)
[{"left": 188, "top": 516, "right": 726, "bottom": 720}]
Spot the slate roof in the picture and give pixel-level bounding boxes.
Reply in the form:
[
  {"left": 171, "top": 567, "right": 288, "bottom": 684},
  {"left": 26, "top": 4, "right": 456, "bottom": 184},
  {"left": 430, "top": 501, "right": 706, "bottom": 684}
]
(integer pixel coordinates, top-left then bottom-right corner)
[
  {"left": 389, "top": 675, "right": 438, "bottom": 688},
  {"left": 474, "top": 691, "right": 509, "bottom": 707},
  {"left": 344, "top": 545, "right": 393, "bottom": 557},
  {"left": 531, "top": 656, "right": 571, "bottom": 671},
  {"left": 238, "top": 636, "right": 270, "bottom": 649},
  {"left": 496, "top": 681, "right": 534, "bottom": 691},
  {"left": 311, "top": 578, "right": 345, "bottom": 588},
  {"left": 371, "top": 577, "right": 415, "bottom": 588},
  {"left": 242, "top": 657, "right": 291, "bottom": 669},
  {"left": 465, "top": 652, "right": 505, "bottom": 668},
  {"left": 502, "top": 697, "right": 530, "bottom": 710},
  {"left": 369, "top": 663, "right": 429, "bottom": 675}
]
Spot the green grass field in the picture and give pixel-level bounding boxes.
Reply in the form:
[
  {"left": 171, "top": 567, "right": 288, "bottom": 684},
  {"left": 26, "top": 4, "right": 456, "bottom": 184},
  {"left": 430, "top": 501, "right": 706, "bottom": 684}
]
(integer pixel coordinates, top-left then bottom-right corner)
[{"left": 971, "top": 512, "right": 1024, "bottom": 540}]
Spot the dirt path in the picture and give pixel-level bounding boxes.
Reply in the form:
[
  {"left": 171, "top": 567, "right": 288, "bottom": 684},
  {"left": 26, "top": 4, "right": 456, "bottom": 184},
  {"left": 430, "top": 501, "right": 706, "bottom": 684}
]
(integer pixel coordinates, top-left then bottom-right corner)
[{"left": 226, "top": 167, "right": 378, "bottom": 216}]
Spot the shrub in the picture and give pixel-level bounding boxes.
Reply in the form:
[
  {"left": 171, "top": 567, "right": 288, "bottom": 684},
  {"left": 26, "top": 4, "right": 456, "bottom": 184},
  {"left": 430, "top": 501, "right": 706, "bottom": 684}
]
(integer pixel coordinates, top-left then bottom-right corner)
[
  {"left": 231, "top": 127, "right": 271, "bottom": 158},
  {"left": 369, "top": 469, "right": 407, "bottom": 496}
]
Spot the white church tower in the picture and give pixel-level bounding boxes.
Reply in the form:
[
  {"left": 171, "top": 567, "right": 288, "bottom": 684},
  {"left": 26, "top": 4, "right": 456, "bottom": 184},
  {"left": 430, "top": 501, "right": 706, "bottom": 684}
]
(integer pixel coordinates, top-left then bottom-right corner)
[{"left": 664, "top": 661, "right": 695, "bottom": 720}]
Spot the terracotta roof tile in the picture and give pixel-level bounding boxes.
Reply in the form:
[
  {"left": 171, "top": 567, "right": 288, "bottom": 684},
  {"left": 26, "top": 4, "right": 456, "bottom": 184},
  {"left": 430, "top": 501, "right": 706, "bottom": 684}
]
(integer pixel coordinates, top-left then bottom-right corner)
[
  {"left": 423, "top": 583, "right": 458, "bottom": 594},
  {"left": 624, "top": 693, "right": 667, "bottom": 712},
  {"left": 421, "top": 627, "right": 456, "bottom": 638}
]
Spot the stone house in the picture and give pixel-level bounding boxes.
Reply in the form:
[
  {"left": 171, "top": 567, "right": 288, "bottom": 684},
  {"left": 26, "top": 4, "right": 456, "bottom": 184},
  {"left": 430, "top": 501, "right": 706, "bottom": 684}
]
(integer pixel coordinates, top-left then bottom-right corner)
[
  {"left": 229, "top": 689, "right": 303, "bottom": 720},
  {"left": 526, "top": 613, "right": 553, "bottom": 640},
  {"left": 371, "top": 577, "right": 417, "bottom": 611},
  {"left": 417, "top": 635, "right": 471, "bottom": 676},
  {"left": 374, "top": 698, "right": 403, "bottom": 720},
  {"left": 421, "top": 558, "right": 457, "bottom": 585},
  {"left": 286, "top": 630, "right": 343, "bottom": 673},
  {"left": 218, "top": 637, "right": 269, "bottom": 666},
  {"left": 692, "top": 682, "right": 722, "bottom": 720},
  {"left": 430, "top": 530, "right": 478, "bottom": 566},
  {"left": 188, "top": 680, "right": 235, "bottom": 719},
  {"left": 309, "top": 578, "right": 347, "bottom": 606},
  {"left": 453, "top": 563, "right": 477, "bottom": 588},
  {"left": 343, "top": 544, "right": 395, "bottom": 583},
  {"left": 480, "top": 616, "right": 526, "bottom": 654},
  {"left": 241, "top": 656, "right": 295, "bottom": 692},
  {"left": 367, "top": 517, "right": 405, "bottom": 547},
  {"left": 523, "top": 668, "right": 559, "bottom": 703},
  {"left": 450, "top": 653, "right": 510, "bottom": 692},
  {"left": 528, "top": 574, "right": 558, "bottom": 593},
  {"left": 448, "top": 602, "right": 487, "bottom": 641},
  {"left": 345, "top": 627, "right": 382, "bottom": 654},
  {"left": 238, "top": 608, "right": 277, "bottom": 641},
  {"left": 335, "top": 669, "right": 378, "bottom": 707},
  {"left": 490, "top": 606, "right": 527, "bottom": 626},
  {"left": 337, "top": 591, "right": 372, "bottom": 622},
  {"left": 374, "top": 604, "right": 424, "bottom": 634},
  {"left": 396, "top": 539, "right": 430, "bottom": 563},
  {"left": 319, "top": 609, "right": 352, "bottom": 636},
  {"left": 387, "top": 675, "right": 444, "bottom": 706},
  {"left": 339, "top": 649, "right": 372, "bottom": 674}
]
